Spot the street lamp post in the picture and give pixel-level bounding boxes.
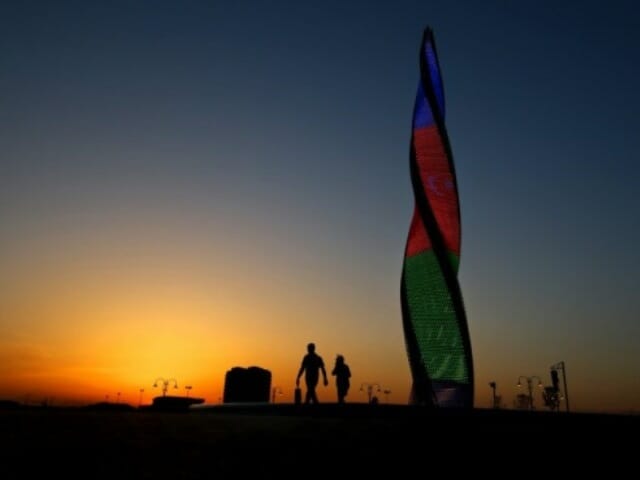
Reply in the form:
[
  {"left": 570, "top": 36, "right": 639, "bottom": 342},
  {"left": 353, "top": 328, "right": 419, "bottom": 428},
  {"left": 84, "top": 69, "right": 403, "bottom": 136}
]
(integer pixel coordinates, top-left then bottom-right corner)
[
  {"left": 185, "top": 386, "right": 192, "bottom": 398},
  {"left": 551, "top": 361, "right": 570, "bottom": 413},
  {"left": 139, "top": 388, "right": 144, "bottom": 407},
  {"left": 489, "top": 381, "right": 498, "bottom": 409},
  {"left": 153, "top": 377, "right": 178, "bottom": 397},
  {"left": 271, "top": 386, "right": 283, "bottom": 404},
  {"left": 382, "top": 389, "right": 392, "bottom": 403},
  {"left": 360, "top": 382, "right": 381, "bottom": 404},
  {"left": 517, "top": 375, "right": 543, "bottom": 411}
]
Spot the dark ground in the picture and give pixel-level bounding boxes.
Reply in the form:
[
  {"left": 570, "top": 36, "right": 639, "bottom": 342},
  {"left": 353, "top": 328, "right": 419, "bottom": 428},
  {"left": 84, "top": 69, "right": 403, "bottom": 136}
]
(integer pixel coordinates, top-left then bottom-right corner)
[{"left": 1, "top": 403, "right": 636, "bottom": 477}]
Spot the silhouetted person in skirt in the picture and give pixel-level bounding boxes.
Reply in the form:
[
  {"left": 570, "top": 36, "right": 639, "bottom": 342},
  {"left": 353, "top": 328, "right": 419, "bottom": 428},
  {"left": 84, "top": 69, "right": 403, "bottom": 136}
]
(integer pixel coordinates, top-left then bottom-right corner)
[{"left": 331, "top": 354, "right": 351, "bottom": 404}]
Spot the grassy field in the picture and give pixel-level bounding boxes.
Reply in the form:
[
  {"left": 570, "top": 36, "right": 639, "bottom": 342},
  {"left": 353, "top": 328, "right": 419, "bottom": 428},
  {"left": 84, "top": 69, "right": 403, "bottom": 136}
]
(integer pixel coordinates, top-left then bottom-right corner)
[{"left": 1, "top": 404, "right": 636, "bottom": 477}]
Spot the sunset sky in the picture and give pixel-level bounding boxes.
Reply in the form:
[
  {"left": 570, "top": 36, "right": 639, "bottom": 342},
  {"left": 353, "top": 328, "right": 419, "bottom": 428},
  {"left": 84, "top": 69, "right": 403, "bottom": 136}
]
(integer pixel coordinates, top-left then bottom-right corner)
[{"left": 1, "top": 1, "right": 639, "bottom": 412}]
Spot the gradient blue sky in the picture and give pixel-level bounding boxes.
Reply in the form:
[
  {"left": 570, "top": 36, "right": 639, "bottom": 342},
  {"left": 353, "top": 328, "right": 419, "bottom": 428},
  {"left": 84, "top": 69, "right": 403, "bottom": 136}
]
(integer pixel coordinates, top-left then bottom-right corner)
[{"left": 1, "top": 1, "right": 639, "bottom": 411}]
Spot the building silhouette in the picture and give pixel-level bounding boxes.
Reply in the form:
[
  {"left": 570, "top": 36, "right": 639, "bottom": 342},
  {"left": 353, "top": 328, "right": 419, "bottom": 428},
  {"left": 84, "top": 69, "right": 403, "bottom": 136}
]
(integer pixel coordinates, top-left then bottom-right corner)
[
  {"left": 223, "top": 366, "right": 271, "bottom": 403},
  {"left": 400, "top": 27, "right": 474, "bottom": 408}
]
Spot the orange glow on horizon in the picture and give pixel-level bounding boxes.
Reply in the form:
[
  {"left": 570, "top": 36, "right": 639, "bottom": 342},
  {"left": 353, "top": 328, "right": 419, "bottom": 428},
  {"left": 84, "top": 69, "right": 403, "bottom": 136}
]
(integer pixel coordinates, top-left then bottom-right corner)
[
  {"left": 1, "top": 221, "right": 638, "bottom": 413},
  {"left": 0, "top": 244, "right": 413, "bottom": 406}
]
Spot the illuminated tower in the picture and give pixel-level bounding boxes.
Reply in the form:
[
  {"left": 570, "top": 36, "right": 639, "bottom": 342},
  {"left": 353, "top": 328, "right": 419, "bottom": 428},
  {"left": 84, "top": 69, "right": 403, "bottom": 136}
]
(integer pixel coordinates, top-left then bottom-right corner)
[{"left": 400, "top": 27, "right": 474, "bottom": 408}]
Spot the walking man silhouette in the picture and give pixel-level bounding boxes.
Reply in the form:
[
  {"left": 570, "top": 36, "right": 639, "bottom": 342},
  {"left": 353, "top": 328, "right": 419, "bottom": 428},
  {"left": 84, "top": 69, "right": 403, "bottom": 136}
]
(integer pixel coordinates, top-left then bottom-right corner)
[{"left": 296, "top": 342, "right": 328, "bottom": 404}]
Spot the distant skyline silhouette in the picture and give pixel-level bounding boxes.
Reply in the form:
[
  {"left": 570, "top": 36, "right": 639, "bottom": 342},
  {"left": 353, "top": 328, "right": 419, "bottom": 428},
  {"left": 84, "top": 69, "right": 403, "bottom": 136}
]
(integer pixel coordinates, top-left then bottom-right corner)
[{"left": 1, "top": 1, "right": 639, "bottom": 413}]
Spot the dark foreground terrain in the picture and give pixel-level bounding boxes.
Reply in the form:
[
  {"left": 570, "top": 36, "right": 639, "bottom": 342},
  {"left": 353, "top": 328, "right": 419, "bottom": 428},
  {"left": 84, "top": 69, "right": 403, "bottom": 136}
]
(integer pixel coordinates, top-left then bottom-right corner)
[{"left": 1, "top": 403, "right": 636, "bottom": 477}]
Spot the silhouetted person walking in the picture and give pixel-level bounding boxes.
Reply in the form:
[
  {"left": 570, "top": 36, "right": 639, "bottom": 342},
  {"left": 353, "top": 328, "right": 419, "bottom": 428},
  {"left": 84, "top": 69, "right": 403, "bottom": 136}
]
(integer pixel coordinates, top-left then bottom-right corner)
[
  {"left": 296, "top": 342, "right": 328, "bottom": 404},
  {"left": 331, "top": 354, "right": 351, "bottom": 404}
]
